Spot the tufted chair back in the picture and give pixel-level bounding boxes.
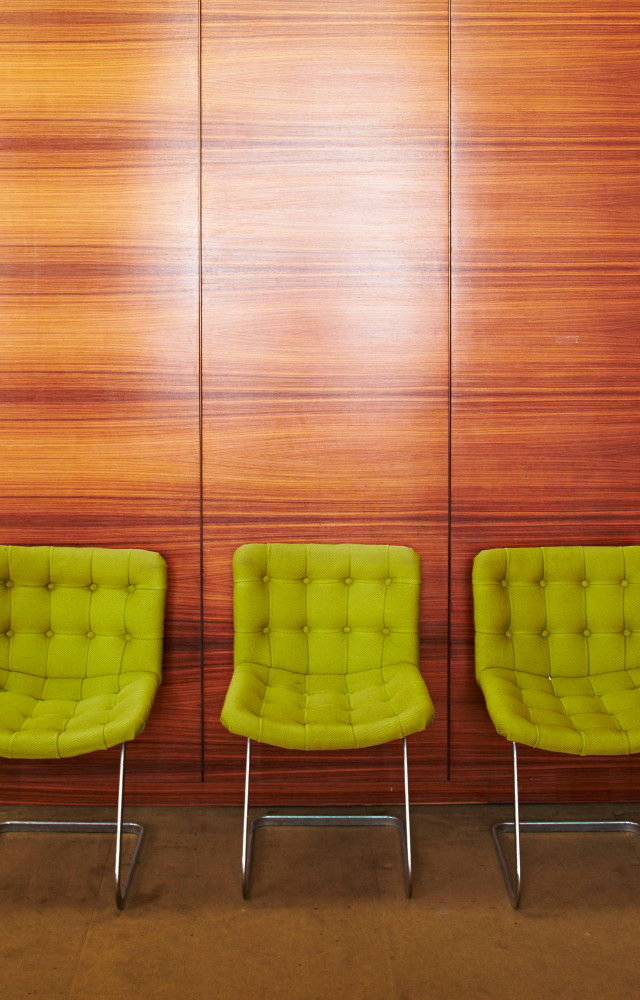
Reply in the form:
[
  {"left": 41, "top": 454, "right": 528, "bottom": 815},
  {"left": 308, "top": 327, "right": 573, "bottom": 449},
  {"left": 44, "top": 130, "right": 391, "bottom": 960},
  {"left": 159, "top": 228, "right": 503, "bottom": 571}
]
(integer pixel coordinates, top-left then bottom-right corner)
[
  {"left": 0, "top": 545, "right": 166, "bottom": 759},
  {"left": 225, "top": 542, "right": 429, "bottom": 750},
  {"left": 234, "top": 542, "right": 420, "bottom": 674},
  {"left": 473, "top": 545, "right": 640, "bottom": 755}
]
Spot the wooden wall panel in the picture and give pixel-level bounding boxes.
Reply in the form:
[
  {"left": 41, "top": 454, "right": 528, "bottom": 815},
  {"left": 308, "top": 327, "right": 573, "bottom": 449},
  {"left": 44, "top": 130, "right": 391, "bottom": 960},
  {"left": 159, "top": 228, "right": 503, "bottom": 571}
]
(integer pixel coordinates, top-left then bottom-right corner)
[
  {"left": 450, "top": 1, "right": 640, "bottom": 799},
  {"left": 201, "top": 2, "right": 450, "bottom": 804},
  {"left": 0, "top": 2, "right": 202, "bottom": 803},
  {"left": 5, "top": 1, "right": 638, "bottom": 808}
]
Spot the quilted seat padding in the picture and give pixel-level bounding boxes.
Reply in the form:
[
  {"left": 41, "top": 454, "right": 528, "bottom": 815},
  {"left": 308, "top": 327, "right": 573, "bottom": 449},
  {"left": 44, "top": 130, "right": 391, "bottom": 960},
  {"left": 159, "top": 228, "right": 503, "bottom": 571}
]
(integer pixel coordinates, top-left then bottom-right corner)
[
  {"left": 221, "top": 543, "right": 433, "bottom": 750},
  {"left": 0, "top": 545, "right": 166, "bottom": 759},
  {"left": 473, "top": 546, "right": 640, "bottom": 755}
]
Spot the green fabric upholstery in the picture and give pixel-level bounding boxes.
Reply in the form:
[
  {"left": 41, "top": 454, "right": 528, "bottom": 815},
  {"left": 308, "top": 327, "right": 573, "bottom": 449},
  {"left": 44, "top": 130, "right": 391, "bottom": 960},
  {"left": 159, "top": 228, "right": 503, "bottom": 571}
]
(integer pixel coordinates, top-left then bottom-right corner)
[
  {"left": 473, "top": 545, "right": 640, "bottom": 755},
  {"left": 221, "top": 543, "right": 433, "bottom": 751},
  {"left": 0, "top": 545, "right": 166, "bottom": 759}
]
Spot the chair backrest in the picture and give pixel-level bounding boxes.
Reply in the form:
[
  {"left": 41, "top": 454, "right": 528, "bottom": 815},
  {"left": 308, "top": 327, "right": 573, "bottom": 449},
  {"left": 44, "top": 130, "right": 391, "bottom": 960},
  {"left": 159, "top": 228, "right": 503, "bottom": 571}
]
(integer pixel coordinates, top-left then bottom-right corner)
[
  {"left": 0, "top": 544, "right": 166, "bottom": 691},
  {"left": 233, "top": 543, "right": 421, "bottom": 675},
  {"left": 473, "top": 545, "right": 640, "bottom": 680}
]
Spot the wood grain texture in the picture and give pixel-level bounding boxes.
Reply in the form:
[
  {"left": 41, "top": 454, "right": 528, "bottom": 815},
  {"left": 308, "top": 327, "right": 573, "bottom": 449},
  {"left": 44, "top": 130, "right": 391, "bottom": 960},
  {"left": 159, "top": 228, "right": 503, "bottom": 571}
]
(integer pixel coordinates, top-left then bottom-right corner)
[
  {"left": 0, "top": 2, "right": 202, "bottom": 802},
  {"left": 201, "top": 1, "right": 450, "bottom": 804},
  {"left": 450, "top": 1, "right": 640, "bottom": 798},
  {"left": 6, "top": 1, "right": 640, "bottom": 808}
]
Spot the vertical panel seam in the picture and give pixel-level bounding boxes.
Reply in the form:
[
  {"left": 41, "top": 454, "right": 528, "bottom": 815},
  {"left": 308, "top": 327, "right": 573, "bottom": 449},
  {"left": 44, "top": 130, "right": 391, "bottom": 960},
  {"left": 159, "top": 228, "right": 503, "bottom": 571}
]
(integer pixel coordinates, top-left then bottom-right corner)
[
  {"left": 446, "top": 0, "right": 453, "bottom": 782},
  {"left": 198, "top": 0, "right": 205, "bottom": 783}
]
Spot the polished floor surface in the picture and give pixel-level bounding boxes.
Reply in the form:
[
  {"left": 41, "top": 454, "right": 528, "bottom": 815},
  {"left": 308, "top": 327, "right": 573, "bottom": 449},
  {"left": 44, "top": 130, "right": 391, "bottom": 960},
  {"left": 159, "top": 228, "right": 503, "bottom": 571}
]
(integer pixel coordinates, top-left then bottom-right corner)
[{"left": 1, "top": 801, "right": 639, "bottom": 999}]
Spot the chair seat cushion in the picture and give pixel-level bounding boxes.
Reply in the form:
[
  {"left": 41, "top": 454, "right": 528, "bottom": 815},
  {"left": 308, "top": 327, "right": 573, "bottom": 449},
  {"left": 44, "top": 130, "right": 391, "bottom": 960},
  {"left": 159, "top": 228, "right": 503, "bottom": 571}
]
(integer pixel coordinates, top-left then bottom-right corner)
[
  {"left": 478, "top": 666, "right": 640, "bottom": 755},
  {"left": 221, "top": 660, "right": 433, "bottom": 750},
  {"left": 0, "top": 672, "right": 160, "bottom": 758}
]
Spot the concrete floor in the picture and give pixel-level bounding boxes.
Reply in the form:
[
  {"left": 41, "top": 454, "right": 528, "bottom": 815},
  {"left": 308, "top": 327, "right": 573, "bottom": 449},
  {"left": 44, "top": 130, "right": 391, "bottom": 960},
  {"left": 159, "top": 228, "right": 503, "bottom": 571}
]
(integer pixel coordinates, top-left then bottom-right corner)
[{"left": 1, "top": 801, "right": 639, "bottom": 999}]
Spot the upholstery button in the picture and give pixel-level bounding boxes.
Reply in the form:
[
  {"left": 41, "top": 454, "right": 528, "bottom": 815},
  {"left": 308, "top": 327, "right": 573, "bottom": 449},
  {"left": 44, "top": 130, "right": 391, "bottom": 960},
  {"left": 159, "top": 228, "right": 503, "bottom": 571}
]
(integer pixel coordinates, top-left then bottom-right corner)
[
  {"left": 5, "top": 581, "right": 13, "bottom": 589},
  {"left": 262, "top": 626, "right": 270, "bottom": 634},
  {"left": 539, "top": 580, "right": 546, "bottom": 588},
  {"left": 47, "top": 582, "right": 55, "bottom": 590},
  {"left": 541, "top": 629, "right": 549, "bottom": 638},
  {"left": 125, "top": 633, "right": 132, "bottom": 641},
  {"left": 89, "top": 583, "right": 97, "bottom": 591},
  {"left": 582, "top": 580, "right": 589, "bottom": 588},
  {"left": 87, "top": 631, "right": 95, "bottom": 639},
  {"left": 302, "top": 625, "right": 310, "bottom": 634},
  {"left": 303, "top": 577, "right": 310, "bottom": 585},
  {"left": 624, "top": 629, "right": 631, "bottom": 637},
  {"left": 385, "top": 578, "right": 392, "bottom": 586},
  {"left": 382, "top": 627, "right": 390, "bottom": 636},
  {"left": 621, "top": 580, "right": 629, "bottom": 588},
  {"left": 344, "top": 578, "right": 352, "bottom": 585},
  {"left": 583, "top": 629, "right": 591, "bottom": 637},
  {"left": 343, "top": 626, "right": 351, "bottom": 634},
  {"left": 127, "top": 584, "right": 135, "bottom": 593},
  {"left": 6, "top": 630, "right": 14, "bottom": 638},
  {"left": 501, "top": 580, "right": 508, "bottom": 588},
  {"left": 263, "top": 576, "right": 269, "bottom": 584},
  {"left": 46, "top": 630, "right": 54, "bottom": 638},
  {"left": 506, "top": 630, "right": 512, "bottom": 638}
]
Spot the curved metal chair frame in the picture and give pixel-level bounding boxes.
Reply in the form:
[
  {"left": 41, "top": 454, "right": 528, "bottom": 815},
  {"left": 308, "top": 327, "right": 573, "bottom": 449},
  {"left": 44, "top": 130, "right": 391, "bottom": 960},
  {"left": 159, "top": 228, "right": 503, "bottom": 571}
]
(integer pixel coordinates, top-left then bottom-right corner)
[
  {"left": 493, "top": 742, "right": 640, "bottom": 909},
  {"left": 0, "top": 743, "right": 143, "bottom": 910},
  {"left": 241, "top": 736, "right": 414, "bottom": 899}
]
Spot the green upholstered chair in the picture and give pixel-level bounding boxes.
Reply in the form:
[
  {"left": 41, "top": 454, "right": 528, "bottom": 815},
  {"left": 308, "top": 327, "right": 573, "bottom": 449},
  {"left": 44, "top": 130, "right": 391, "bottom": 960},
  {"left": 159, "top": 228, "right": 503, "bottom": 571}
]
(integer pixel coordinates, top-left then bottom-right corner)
[
  {"left": 221, "top": 542, "right": 433, "bottom": 898},
  {"left": 0, "top": 545, "right": 166, "bottom": 908},
  {"left": 473, "top": 545, "right": 640, "bottom": 907}
]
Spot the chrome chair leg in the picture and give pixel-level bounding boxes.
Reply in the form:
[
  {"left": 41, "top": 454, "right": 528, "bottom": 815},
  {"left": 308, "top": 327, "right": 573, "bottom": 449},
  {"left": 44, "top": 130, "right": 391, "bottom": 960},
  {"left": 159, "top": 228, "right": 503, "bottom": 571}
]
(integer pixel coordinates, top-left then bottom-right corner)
[
  {"left": 492, "top": 741, "right": 522, "bottom": 908},
  {"left": 492, "top": 741, "right": 640, "bottom": 909},
  {"left": 242, "top": 736, "right": 413, "bottom": 899},
  {"left": 402, "top": 733, "right": 413, "bottom": 897},
  {"left": 0, "top": 742, "right": 144, "bottom": 910},
  {"left": 241, "top": 737, "right": 252, "bottom": 900},
  {"left": 113, "top": 742, "right": 145, "bottom": 910}
]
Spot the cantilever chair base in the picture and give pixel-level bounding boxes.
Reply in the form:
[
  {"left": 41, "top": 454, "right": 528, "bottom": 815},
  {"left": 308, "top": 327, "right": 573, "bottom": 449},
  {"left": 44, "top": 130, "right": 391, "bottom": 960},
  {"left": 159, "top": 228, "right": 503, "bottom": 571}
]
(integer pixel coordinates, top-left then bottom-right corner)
[
  {"left": 242, "top": 737, "right": 414, "bottom": 899},
  {"left": 493, "top": 819, "right": 640, "bottom": 910},
  {"left": 0, "top": 743, "right": 143, "bottom": 910},
  {"left": 493, "top": 743, "right": 640, "bottom": 909}
]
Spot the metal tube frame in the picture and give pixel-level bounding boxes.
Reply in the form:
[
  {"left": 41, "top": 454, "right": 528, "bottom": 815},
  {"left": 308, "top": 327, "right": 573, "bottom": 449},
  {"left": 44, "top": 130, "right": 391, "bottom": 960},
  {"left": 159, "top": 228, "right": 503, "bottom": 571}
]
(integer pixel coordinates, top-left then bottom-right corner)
[
  {"left": 492, "top": 741, "right": 640, "bottom": 909},
  {"left": 0, "top": 742, "right": 144, "bottom": 910},
  {"left": 242, "top": 736, "right": 414, "bottom": 900}
]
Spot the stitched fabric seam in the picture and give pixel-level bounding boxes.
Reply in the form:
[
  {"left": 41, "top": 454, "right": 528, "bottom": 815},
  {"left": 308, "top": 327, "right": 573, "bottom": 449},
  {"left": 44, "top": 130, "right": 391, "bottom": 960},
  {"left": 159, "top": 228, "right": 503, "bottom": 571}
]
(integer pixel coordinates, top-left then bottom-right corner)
[
  {"left": 115, "top": 549, "right": 133, "bottom": 694},
  {"left": 305, "top": 543, "right": 310, "bottom": 750},
  {"left": 380, "top": 546, "right": 389, "bottom": 675},
  {"left": 347, "top": 546, "right": 355, "bottom": 747},
  {"left": 580, "top": 545, "right": 587, "bottom": 753},
  {"left": 6, "top": 546, "right": 13, "bottom": 678},
  {"left": 622, "top": 545, "right": 628, "bottom": 676},
  {"left": 384, "top": 546, "right": 405, "bottom": 738}
]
